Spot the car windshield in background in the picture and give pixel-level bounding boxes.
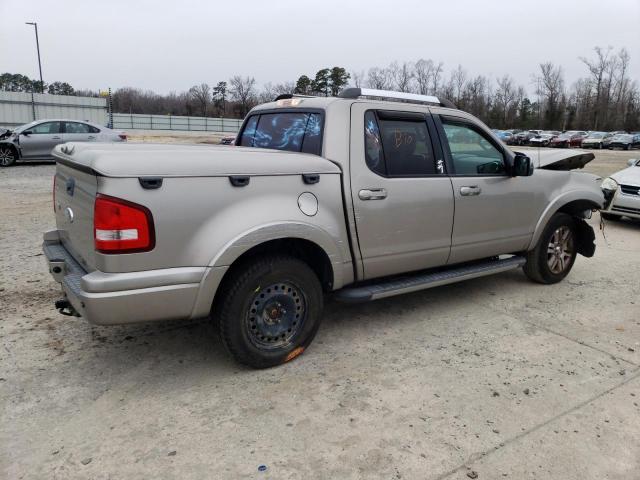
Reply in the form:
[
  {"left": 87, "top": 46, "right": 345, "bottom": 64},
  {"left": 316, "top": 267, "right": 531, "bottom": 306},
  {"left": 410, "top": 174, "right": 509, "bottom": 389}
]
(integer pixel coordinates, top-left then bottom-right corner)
[
  {"left": 239, "top": 112, "right": 323, "bottom": 155},
  {"left": 587, "top": 132, "right": 605, "bottom": 138}
]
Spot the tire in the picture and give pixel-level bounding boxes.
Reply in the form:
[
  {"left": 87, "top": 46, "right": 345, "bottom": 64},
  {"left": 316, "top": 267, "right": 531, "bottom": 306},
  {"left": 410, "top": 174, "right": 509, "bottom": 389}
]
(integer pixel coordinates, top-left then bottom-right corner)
[
  {"left": 601, "top": 212, "right": 621, "bottom": 221},
  {"left": 0, "top": 146, "right": 16, "bottom": 167},
  {"left": 215, "top": 254, "right": 323, "bottom": 368},
  {"left": 523, "top": 213, "right": 577, "bottom": 284}
]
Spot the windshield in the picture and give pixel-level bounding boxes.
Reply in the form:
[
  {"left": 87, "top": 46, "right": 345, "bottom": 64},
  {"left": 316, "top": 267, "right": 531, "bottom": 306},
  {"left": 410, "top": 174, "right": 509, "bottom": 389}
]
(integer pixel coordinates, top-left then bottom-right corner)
[
  {"left": 612, "top": 134, "right": 632, "bottom": 141},
  {"left": 12, "top": 121, "right": 40, "bottom": 134},
  {"left": 587, "top": 132, "right": 605, "bottom": 138},
  {"left": 239, "top": 111, "right": 323, "bottom": 155}
]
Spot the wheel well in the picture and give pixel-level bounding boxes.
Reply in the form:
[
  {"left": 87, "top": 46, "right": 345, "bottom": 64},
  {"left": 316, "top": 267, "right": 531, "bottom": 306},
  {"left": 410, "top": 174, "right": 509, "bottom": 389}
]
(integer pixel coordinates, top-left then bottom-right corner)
[
  {"left": 557, "top": 199, "right": 601, "bottom": 217},
  {"left": 557, "top": 200, "right": 600, "bottom": 258},
  {"left": 219, "top": 238, "right": 334, "bottom": 293},
  {"left": 0, "top": 143, "right": 19, "bottom": 157}
]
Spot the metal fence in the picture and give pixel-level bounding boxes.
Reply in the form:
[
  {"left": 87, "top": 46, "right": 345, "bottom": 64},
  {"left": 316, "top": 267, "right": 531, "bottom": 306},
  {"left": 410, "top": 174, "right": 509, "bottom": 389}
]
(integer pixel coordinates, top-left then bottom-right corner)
[
  {"left": 112, "top": 113, "right": 242, "bottom": 133},
  {"left": 0, "top": 91, "right": 243, "bottom": 134},
  {"left": 0, "top": 91, "right": 107, "bottom": 128}
]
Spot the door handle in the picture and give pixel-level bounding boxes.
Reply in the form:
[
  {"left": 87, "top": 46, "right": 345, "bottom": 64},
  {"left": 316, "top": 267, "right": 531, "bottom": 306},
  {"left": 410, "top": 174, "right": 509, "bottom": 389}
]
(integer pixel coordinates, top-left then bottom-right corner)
[
  {"left": 359, "top": 188, "right": 387, "bottom": 200},
  {"left": 52, "top": 136, "right": 61, "bottom": 140},
  {"left": 88, "top": 136, "right": 95, "bottom": 139},
  {"left": 460, "top": 186, "right": 481, "bottom": 196}
]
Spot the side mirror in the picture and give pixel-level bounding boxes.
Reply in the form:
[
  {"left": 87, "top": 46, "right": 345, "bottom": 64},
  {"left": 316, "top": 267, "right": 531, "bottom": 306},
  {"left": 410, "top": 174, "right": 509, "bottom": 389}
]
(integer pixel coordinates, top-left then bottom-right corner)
[
  {"left": 627, "top": 158, "right": 639, "bottom": 167},
  {"left": 21, "top": 130, "right": 32, "bottom": 136},
  {"left": 512, "top": 152, "right": 533, "bottom": 177}
]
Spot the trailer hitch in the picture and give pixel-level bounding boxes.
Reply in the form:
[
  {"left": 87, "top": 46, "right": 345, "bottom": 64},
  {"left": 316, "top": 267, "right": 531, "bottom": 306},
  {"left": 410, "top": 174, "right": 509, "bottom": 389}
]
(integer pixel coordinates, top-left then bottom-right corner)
[{"left": 55, "top": 299, "right": 80, "bottom": 317}]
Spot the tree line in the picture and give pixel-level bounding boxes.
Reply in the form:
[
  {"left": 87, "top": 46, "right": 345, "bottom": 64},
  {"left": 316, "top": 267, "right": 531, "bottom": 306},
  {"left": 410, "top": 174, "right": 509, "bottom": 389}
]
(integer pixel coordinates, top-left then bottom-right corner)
[{"left": 1, "top": 47, "right": 637, "bottom": 131}]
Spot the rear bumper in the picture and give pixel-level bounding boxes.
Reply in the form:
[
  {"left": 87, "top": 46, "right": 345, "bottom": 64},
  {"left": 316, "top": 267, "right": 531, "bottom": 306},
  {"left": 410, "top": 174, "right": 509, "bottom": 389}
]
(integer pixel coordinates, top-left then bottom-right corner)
[{"left": 43, "top": 230, "right": 214, "bottom": 325}]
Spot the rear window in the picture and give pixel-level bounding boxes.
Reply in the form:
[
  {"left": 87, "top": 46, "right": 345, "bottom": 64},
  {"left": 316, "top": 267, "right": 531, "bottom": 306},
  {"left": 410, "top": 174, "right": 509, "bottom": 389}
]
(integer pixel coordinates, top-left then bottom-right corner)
[{"left": 239, "top": 112, "right": 323, "bottom": 155}]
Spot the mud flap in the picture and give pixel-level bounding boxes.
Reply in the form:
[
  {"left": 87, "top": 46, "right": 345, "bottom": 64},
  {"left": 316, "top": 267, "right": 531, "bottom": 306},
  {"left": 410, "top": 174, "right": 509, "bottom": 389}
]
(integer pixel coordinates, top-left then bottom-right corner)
[{"left": 574, "top": 218, "right": 596, "bottom": 258}]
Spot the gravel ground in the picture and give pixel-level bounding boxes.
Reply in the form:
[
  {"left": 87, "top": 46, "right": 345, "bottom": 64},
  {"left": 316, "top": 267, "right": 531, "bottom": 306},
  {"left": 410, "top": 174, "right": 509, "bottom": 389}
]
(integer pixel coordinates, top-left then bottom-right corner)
[{"left": 1, "top": 148, "right": 639, "bottom": 480}]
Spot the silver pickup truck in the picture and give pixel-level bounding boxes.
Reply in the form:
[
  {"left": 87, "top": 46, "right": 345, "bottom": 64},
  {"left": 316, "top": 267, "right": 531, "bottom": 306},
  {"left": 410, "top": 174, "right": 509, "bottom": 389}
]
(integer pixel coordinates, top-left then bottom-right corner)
[{"left": 44, "top": 88, "right": 605, "bottom": 368}]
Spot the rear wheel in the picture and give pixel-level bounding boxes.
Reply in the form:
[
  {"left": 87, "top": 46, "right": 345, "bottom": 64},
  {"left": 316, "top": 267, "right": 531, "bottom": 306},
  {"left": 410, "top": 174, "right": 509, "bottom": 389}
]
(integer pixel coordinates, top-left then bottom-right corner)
[
  {"left": 215, "top": 254, "right": 323, "bottom": 368},
  {"left": 0, "top": 146, "right": 16, "bottom": 167},
  {"left": 524, "top": 213, "right": 577, "bottom": 284}
]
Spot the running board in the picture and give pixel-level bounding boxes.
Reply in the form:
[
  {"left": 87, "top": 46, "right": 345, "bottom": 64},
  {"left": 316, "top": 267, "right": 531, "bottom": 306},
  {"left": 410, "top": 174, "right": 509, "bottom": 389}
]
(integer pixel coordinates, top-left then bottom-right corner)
[{"left": 335, "top": 255, "right": 526, "bottom": 303}]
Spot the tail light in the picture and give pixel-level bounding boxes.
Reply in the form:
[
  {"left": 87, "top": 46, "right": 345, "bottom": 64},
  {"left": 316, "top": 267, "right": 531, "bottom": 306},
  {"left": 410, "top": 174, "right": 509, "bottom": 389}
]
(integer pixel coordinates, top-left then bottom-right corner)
[
  {"left": 94, "top": 194, "right": 154, "bottom": 253},
  {"left": 53, "top": 175, "right": 57, "bottom": 212},
  {"left": 118, "top": 134, "right": 127, "bottom": 141}
]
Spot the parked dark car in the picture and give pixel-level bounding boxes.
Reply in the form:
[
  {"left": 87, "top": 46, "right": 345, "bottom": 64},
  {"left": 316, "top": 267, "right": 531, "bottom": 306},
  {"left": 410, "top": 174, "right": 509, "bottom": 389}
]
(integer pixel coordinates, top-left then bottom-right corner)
[{"left": 608, "top": 134, "right": 640, "bottom": 150}]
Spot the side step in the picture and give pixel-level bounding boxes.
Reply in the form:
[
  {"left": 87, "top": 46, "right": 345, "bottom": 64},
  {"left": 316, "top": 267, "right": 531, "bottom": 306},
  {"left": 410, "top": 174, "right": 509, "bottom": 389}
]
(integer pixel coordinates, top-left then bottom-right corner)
[{"left": 335, "top": 255, "right": 526, "bottom": 303}]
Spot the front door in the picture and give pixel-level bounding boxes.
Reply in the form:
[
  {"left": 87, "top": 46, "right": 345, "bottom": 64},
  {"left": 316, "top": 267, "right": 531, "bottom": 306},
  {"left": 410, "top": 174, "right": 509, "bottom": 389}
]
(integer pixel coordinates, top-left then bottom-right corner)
[
  {"left": 350, "top": 104, "right": 454, "bottom": 280},
  {"left": 20, "top": 121, "right": 63, "bottom": 159},
  {"left": 435, "top": 115, "right": 538, "bottom": 264}
]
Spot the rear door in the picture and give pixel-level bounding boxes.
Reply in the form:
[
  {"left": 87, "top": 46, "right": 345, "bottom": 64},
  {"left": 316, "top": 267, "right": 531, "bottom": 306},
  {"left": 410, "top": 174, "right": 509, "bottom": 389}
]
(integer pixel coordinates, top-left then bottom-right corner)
[
  {"left": 434, "top": 114, "right": 538, "bottom": 264},
  {"left": 63, "top": 121, "right": 97, "bottom": 143},
  {"left": 350, "top": 103, "right": 454, "bottom": 280},
  {"left": 20, "top": 121, "right": 63, "bottom": 159}
]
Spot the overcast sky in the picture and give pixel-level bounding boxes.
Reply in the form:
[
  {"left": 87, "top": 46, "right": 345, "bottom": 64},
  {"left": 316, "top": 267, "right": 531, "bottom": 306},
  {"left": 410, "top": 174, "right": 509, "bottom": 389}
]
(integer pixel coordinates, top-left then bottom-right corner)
[{"left": 1, "top": 0, "right": 639, "bottom": 95}]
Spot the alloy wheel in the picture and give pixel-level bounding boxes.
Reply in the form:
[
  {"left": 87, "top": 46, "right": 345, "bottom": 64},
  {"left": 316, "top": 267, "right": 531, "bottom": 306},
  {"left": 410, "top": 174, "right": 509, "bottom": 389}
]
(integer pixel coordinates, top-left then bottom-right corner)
[{"left": 546, "top": 226, "right": 574, "bottom": 274}]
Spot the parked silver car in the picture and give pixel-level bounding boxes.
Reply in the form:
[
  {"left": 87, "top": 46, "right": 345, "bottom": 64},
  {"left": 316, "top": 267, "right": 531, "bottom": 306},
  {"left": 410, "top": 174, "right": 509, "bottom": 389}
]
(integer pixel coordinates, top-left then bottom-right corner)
[
  {"left": 43, "top": 89, "right": 605, "bottom": 368},
  {"left": 0, "top": 119, "right": 126, "bottom": 166},
  {"left": 601, "top": 158, "right": 640, "bottom": 220}
]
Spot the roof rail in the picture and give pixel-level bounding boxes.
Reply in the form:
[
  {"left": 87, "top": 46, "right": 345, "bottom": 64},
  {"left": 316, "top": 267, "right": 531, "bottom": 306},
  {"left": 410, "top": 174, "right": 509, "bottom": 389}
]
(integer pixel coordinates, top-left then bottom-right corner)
[{"left": 338, "top": 88, "right": 457, "bottom": 109}]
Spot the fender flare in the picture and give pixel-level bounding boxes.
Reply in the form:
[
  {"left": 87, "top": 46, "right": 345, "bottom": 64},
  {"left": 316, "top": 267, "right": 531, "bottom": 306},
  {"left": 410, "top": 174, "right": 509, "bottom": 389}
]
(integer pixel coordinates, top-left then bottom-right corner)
[
  {"left": 190, "top": 222, "right": 351, "bottom": 319},
  {"left": 527, "top": 189, "right": 603, "bottom": 251},
  {"left": 210, "top": 221, "right": 348, "bottom": 283}
]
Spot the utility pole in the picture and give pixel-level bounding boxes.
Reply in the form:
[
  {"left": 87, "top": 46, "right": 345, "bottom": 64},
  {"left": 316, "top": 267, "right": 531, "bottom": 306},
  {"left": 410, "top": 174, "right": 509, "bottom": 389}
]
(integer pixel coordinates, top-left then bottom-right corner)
[{"left": 25, "top": 22, "right": 44, "bottom": 93}]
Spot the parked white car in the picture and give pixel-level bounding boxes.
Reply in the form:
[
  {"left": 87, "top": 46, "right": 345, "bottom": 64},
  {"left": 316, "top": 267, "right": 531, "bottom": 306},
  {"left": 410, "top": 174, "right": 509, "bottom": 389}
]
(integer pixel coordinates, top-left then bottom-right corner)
[
  {"left": 0, "top": 119, "right": 127, "bottom": 166},
  {"left": 601, "top": 158, "right": 640, "bottom": 220}
]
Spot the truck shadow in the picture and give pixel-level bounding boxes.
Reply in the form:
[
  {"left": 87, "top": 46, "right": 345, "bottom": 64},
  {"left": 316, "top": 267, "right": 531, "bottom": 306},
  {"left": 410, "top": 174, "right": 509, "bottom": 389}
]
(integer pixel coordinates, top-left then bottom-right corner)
[{"left": 73, "top": 269, "right": 528, "bottom": 380}]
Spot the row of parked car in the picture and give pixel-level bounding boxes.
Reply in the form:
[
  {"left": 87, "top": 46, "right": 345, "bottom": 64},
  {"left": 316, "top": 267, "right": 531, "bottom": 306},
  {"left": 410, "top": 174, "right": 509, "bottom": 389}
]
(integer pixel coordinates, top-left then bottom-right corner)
[{"left": 493, "top": 129, "right": 640, "bottom": 150}]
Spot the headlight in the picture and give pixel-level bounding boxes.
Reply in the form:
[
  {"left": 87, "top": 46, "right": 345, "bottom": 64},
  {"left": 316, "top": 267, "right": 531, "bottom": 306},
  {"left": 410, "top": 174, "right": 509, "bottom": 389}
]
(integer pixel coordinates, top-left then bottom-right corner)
[{"left": 601, "top": 177, "right": 618, "bottom": 191}]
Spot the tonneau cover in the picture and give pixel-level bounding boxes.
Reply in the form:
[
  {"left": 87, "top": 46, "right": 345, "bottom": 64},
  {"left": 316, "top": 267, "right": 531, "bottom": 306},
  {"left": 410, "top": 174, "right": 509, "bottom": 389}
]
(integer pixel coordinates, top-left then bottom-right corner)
[{"left": 52, "top": 142, "right": 341, "bottom": 177}]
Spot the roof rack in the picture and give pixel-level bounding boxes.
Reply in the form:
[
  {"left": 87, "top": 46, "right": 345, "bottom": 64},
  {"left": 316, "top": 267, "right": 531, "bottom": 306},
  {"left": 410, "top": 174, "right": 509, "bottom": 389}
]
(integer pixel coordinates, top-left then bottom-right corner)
[
  {"left": 338, "top": 88, "right": 457, "bottom": 109},
  {"left": 273, "top": 93, "right": 316, "bottom": 101}
]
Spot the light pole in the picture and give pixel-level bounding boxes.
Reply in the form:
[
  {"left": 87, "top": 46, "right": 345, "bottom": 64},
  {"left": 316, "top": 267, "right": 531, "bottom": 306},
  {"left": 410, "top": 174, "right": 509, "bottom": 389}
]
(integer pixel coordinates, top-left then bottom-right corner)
[{"left": 25, "top": 22, "right": 44, "bottom": 93}]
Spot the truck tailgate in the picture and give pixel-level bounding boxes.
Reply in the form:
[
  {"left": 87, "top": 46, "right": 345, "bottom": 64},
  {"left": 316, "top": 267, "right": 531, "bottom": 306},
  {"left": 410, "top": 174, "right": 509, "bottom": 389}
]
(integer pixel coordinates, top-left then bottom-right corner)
[{"left": 54, "top": 163, "right": 97, "bottom": 272}]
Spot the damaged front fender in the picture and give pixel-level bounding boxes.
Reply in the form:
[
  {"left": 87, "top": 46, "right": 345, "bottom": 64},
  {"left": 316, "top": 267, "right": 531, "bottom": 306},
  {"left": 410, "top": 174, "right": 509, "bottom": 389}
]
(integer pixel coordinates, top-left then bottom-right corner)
[{"left": 573, "top": 218, "right": 596, "bottom": 258}]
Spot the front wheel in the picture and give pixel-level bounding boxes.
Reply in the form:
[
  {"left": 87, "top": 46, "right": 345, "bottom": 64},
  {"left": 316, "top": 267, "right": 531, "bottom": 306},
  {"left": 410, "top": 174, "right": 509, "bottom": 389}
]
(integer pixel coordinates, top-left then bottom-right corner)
[
  {"left": 524, "top": 213, "right": 577, "bottom": 284},
  {"left": 215, "top": 254, "right": 323, "bottom": 368},
  {"left": 0, "top": 146, "right": 16, "bottom": 167}
]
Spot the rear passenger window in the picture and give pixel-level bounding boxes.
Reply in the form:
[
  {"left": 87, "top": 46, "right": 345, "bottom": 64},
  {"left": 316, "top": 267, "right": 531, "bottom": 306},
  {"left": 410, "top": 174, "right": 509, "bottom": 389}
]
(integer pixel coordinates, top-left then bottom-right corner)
[
  {"left": 363, "top": 110, "right": 439, "bottom": 177},
  {"left": 239, "top": 112, "right": 323, "bottom": 156},
  {"left": 64, "top": 122, "right": 91, "bottom": 134}
]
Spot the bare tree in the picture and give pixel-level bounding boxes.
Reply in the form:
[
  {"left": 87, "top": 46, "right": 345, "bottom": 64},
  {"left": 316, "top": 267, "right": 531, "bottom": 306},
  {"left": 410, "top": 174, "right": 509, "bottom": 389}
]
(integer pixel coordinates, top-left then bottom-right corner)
[
  {"left": 414, "top": 59, "right": 434, "bottom": 95},
  {"left": 536, "top": 62, "right": 565, "bottom": 129},
  {"left": 579, "top": 46, "right": 613, "bottom": 129},
  {"left": 366, "top": 67, "right": 392, "bottom": 90},
  {"left": 351, "top": 70, "right": 365, "bottom": 88},
  {"left": 188, "top": 83, "right": 211, "bottom": 117},
  {"left": 390, "top": 61, "right": 414, "bottom": 92},
  {"left": 229, "top": 75, "right": 256, "bottom": 116},
  {"left": 450, "top": 65, "right": 467, "bottom": 104},
  {"left": 495, "top": 75, "right": 517, "bottom": 126}
]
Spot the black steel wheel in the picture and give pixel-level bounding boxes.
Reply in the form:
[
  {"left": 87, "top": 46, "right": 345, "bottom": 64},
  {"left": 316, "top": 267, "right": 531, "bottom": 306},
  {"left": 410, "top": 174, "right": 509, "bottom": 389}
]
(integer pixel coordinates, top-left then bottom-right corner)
[{"left": 215, "top": 254, "right": 323, "bottom": 368}]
